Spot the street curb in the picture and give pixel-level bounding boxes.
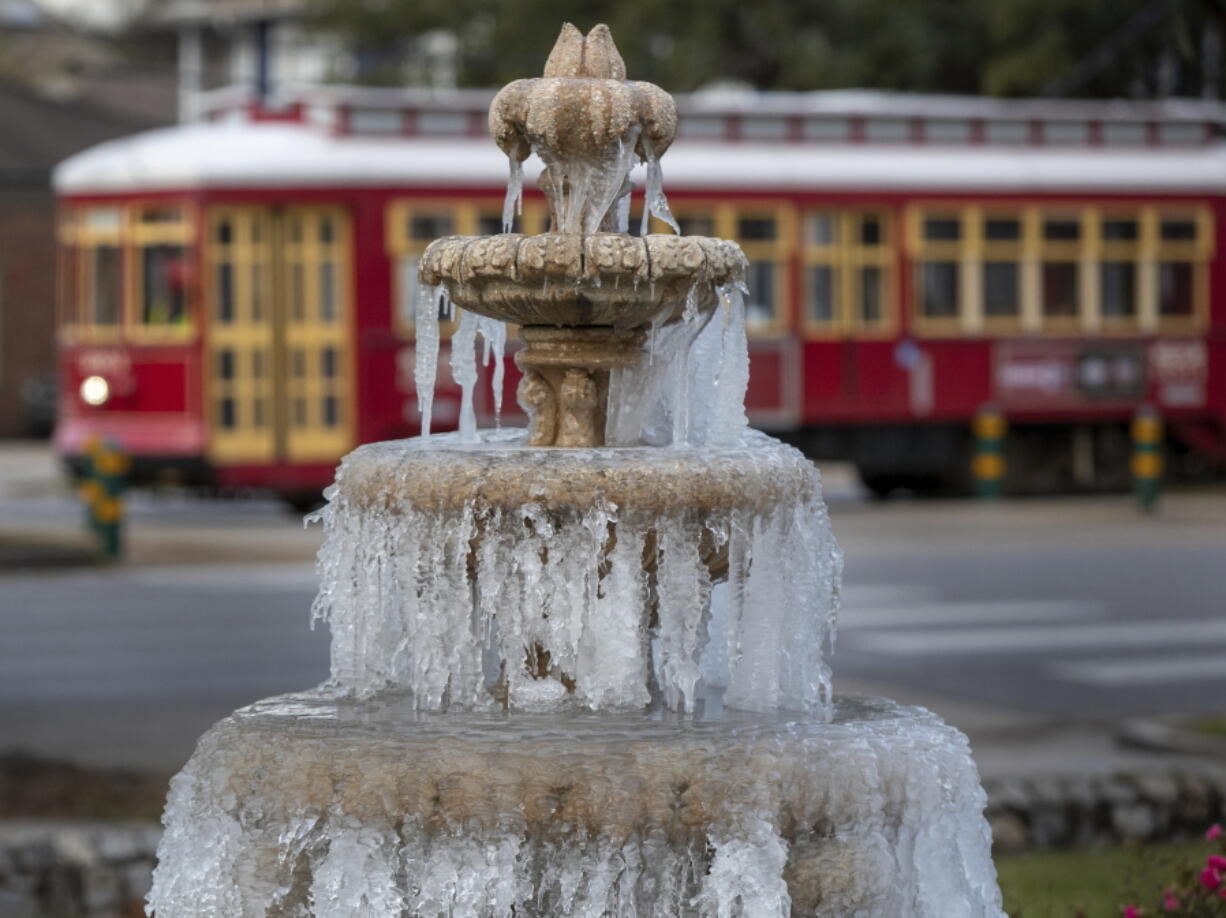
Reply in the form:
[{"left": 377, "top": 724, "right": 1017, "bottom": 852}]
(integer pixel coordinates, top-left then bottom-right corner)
[
  {"left": 0, "top": 535, "right": 98, "bottom": 572},
  {"left": 1117, "top": 718, "right": 1226, "bottom": 759}
]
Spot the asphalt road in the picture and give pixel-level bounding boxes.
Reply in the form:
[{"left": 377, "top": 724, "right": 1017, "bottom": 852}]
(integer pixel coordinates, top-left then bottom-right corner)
[{"left": 1, "top": 471, "right": 1224, "bottom": 773}]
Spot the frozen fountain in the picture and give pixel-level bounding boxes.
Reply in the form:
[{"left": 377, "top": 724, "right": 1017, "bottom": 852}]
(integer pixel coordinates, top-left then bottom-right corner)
[{"left": 148, "top": 24, "right": 1005, "bottom": 917}]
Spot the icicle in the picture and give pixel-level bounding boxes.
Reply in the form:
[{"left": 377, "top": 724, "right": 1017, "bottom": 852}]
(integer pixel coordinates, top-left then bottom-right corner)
[
  {"left": 615, "top": 192, "right": 630, "bottom": 234},
  {"left": 413, "top": 284, "right": 443, "bottom": 439},
  {"left": 476, "top": 315, "right": 507, "bottom": 427},
  {"left": 502, "top": 155, "right": 524, "bottom": 234},
  {"left": 710, "top": 283, "right": 750, "bottom": 446},
  {"left": 450, "top": 310, "right": 479, "bottom": 442},
  {"left": 641, "top": 143, "right": 680, "bottom": 235}
]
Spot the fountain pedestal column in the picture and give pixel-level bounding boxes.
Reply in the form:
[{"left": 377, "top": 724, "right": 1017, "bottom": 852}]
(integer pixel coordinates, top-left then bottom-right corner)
[{"left": 515, "top": 326, "right": 644, "bottom": 447}]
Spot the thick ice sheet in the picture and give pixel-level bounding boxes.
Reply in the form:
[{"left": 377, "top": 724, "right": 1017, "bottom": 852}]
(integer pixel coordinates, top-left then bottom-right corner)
[
  {"left": 310, "top": 431, "right": 840, "bottom": 715},
  {"left": 148, "top": 693, "right": 1005, "bottom": 918}
]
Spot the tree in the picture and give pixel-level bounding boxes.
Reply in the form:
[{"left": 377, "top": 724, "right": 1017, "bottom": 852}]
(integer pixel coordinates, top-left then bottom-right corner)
[{"left": 306, "top": 0, "right": 1226, "bottom": 99}]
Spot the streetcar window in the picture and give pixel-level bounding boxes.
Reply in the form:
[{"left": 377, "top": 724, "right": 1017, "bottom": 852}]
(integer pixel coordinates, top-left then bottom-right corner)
[
  {"left": 320, "top": 261, "right": 336, "bottom": 321},
  {"left": 141, "top": 244, "right": 188, "bottom": 325},
  {"left": 807, "top": 265, "right": 836, "bottom": 323},
  {"left": 678, "top": 216, "right": 715, "bottom": 237},
  {"left": 806, "top": 215, "right": 837, "bottom": 246},
  {"left": 251, "top": 264, "right": 264, "bottom": 322},
  {"left": 85, "top": 208, "right": 122, "bottom": 233},
  {"left": 984, "top": 219, "right": 1020, "bottom": 241},
  {"left": 744, "top": 261, "right": 776, "bottom": 324},
  {"left": 140, "top": 206, "right": 183, "bottom": 225},
  {"left": 923, "top": 217, "right": 960, "bottom": 242},
  {"left": 322, "top": 346, "right": 337, "bottom": 378},
  {"left": 216, "top": 264, "right": 235, "bottom": 323},
  {"left": 478, "top": 215, "right": 505, "bottom": 236},
  {"left": 737, "top": 218, "right": 777, "bottom": 241},
  {"left": 216, "top": 220, "right": 233, "bottom": 245},
  {"left": 319, "top": 217, "right": 334, "bottom": 244},
  {"left": 918, "top": 262, "right": 958, "bottom": 318},
  {"left": 291, "top": 264, "right": 305, "bottom": 321},
  {"left": 410, "top": 214, "right": 453, "bottom": 240},
  {"left": 218, "top": 349, "right": 235, "bottom": 380},
  {"left": 1158, "top": 262, "right": 1194, "bottom": 316},
  {"left": 1102, "top": 219, "right": 1138, "bottom": 241},
  {"left": 859, "top": 266, "right": 883, "bottom": 323},
  {"left": 983, "top": 262, "right": 1019, "bottom": 317},
  {"left": 219, "top": 397, "right": 236, "bottom": 429},
  {"left": 1043, "top": 219, "right": 1080, "bottom": 241},
  {"left": 1160, "top": 219, "right": 1197, "bottom": 242},
  {"left": 859, "top": 217, "right": 882, "bottom": 246},
  {"left": 1042, "top": 263, "right": 1079, "bottom": 317},
  {"left": 1101, "top": 262, "right": 1136, "bottom": 318},
  {"left": 89, "top": 245, "right": 123, "bottom": 326}
]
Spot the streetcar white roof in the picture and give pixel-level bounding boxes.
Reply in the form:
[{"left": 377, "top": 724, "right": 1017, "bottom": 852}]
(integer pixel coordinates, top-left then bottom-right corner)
[{"left": 54, "top": 120, "right": 1226, "bottom": 196}]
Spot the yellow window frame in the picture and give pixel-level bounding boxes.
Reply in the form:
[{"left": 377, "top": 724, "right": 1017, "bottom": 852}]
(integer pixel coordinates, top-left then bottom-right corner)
[
  {"left": 907, "top": 206, "right": 968, "bottom": 337},
  {"left": 128, "top": 202, "right": 198, "bottom": 343},
  {"left": 67, "top": 204, "right": 128, "bottom": 343},
  {"left": 907, "top": 201, "right": 1213, "bottom": 338},
  {"left": 1147, "top": 205, "right": 1213, "bottom": 334},
  {"left": 712, "top": 201, "right": 796, "bottom": 337},
  {"left": 802, "top": 209, "right": 895, "bottom": 340}
]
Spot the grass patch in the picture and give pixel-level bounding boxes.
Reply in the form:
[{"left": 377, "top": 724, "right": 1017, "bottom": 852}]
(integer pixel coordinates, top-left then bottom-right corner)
[
  {"left": 996, "top": 839, "right": 1216, "bottom": 917},
  {"left": 1184, "top": 715, "right": 1226, "bottom": 739}
]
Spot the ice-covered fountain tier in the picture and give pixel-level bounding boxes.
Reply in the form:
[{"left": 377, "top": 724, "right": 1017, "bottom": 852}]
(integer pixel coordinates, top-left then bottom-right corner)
[{"left": 149, "top": 24, "right": 1005, "bottom": 918}]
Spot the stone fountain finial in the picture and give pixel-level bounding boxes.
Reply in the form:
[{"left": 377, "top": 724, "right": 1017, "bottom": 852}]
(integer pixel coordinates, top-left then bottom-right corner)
[
  {"left": 543, "top": 23, "right": 626, "bottom": 78},
  {"left": 488, "top": 22, "right": 677, "bottom": 218}
]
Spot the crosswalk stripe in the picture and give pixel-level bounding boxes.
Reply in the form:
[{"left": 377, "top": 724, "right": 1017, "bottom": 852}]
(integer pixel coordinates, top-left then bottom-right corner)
[
  {"left": 1050, "top": 653, "right": 1226, "bottom": 686},
  {"left": 841, "top": 599, "right": 1104, "bottom": 630},
  {"left": 844, "top": 618, "right": 1226, "bottom": 655}
]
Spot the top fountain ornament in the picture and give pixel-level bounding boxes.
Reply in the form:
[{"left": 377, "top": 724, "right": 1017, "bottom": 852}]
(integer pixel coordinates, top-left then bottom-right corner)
[
  {"left": 489, "top": 22, "right": 677, "bottom": 234},
  {"left": 419, "top": 23, "right": 748, "bottom": 449}
]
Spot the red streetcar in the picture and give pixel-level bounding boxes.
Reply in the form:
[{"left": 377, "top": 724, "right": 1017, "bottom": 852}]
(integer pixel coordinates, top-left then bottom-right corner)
[{"left": 52, "top": 88, "right": 1226, "bottom": 502}]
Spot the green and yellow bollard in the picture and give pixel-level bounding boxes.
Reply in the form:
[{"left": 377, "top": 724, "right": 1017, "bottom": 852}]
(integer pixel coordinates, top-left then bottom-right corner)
[
  {"left": 1131, "top": 404, "right": 1163, "bottom": 513},
  {"left": 79, "top": 437, "right": 130, "bottom": 560},
  {"left": 972, "top": 403, "right": 1006, "bottom": 499}
]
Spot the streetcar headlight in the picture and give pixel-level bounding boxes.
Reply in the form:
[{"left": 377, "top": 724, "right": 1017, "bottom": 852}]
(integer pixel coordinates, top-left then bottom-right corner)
[{"left": 80, "top": 375, "right": 110, "bottom": 407}]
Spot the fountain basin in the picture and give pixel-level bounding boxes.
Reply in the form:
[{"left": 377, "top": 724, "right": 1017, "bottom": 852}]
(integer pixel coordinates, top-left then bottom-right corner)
[
  {"left": 338, "top": 429, "right": 818, "bottom": 515},
  {"left": 419, "top": 233, "right": 745, "bottom": 328},
  {"left": 149, "top": 692, "right": 1004, "bottom": 917}
]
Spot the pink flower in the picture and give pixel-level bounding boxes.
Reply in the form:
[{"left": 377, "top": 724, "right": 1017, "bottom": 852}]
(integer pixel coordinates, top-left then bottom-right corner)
[
  {"left": 1208, "top": 854, "right": 1226, "bottom": 871},
  {"left": 1123, "top": 906, "right": 1142, "bottom": 918},
  {"left": 1208, "top": 823, "right": 1223, "bottom": 841},
  {"left": 1200, "top": 866, "right": 1222, "bottom": 891},
  {"left": 1162, "top": 892, "right": 1179, "bottom": 911}
]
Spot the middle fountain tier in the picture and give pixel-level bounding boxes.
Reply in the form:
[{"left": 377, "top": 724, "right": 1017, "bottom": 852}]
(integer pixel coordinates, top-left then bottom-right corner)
[
  {"left": 315, "top": 428, "right": 841, "bottom": 715},
  {"left": 147, "top": 22, "right": 1005, "bottom": 918}
]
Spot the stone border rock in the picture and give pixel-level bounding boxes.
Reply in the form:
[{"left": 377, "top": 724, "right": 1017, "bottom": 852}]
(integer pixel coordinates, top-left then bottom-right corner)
[
  {"left": 983, "top": 767, "right": 1226, "bottom": 853},
  {"left": 0, "top": 821, "right": 159, "bottom": 918}
]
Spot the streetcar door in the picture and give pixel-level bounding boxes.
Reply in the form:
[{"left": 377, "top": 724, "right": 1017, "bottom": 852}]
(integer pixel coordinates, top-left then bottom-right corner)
[
  {"left": 280, "top": 207, "right": 354, "bottom": 464},
  {"left": 205, "top": 205, "right": 354, "bottom": 469},
  {"left": 206, "top": 208, "right": 278, "bottom": 465}
]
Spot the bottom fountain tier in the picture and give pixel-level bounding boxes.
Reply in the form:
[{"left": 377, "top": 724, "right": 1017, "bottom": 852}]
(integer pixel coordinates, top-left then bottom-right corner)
[{"left": 149, "top": 692, "right": 1004, "bottom": 918}]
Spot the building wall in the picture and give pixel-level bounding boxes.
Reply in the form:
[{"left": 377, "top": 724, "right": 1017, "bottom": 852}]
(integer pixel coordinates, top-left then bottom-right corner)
[{"left": 0, "top": 187, "right": 56, "bottom": 437}]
